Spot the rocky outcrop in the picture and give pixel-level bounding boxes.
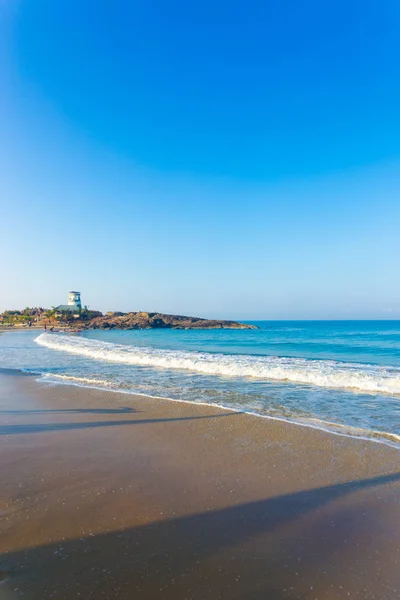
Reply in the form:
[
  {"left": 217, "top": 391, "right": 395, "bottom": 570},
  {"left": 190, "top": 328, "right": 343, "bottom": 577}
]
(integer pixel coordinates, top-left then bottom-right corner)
[{"left": 83, "top": 312, "right": 257, "bottom": 330}]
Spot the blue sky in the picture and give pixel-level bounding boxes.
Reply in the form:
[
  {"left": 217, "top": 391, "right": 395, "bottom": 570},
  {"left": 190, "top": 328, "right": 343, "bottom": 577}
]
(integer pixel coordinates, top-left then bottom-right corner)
[{"left": 1, "top": 0, "right": 399, "bottom": 318}]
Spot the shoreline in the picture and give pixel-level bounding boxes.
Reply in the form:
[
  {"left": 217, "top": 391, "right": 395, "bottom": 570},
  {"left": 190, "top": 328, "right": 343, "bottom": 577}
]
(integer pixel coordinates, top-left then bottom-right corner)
[
  {"left": 3, "top": 364, "right": 400, "bottom": 451},
  {"left": 43, "top": 380, "right": 400, "bottom": 450},
  {"left": 26, "top": 369, "right": 400, "bottom": 451},
  {"left": 1, "top": 371, "right": 400, "bottom": 598}
]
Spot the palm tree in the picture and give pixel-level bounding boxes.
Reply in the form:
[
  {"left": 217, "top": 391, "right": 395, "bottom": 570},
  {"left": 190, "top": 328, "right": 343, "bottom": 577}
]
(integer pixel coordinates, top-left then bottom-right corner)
[{"left": 44, "top": 308, "right": 56, "bottom": 323}]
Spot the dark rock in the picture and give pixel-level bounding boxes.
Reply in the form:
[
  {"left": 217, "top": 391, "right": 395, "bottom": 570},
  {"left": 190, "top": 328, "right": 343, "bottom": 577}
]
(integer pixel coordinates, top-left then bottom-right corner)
[{"left": 83, "top": 312, "right": 257, "bottom": 330}]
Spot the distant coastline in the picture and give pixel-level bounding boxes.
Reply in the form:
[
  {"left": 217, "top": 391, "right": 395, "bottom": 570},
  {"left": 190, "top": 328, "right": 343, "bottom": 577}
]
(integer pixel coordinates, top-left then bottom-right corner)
[{"left": 0, "top": 308, "right": 257, "bottom": 330}]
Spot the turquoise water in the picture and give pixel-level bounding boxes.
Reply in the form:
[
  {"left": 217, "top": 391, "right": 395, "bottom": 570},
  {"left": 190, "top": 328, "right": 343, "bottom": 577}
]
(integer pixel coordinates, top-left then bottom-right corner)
[{"left": 1, "top": 321, "right": 400, "bottom": 446}]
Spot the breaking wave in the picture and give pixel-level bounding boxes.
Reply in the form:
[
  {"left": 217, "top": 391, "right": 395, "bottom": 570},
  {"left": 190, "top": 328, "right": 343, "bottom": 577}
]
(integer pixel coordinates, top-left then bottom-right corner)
[{"left": 35, "top": 333, "right": 400, "bottom": 396}]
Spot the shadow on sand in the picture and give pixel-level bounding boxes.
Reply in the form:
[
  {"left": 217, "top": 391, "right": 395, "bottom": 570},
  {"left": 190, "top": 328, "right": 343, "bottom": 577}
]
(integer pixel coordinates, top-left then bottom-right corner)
[
  {"left": 1, "top": 472, "right": 400, "bottom": 599},
  {"left": 0, "top": 406, "right": 140, "bottom": 415},
  {"left": 0, "top": 411, "right": 238, "bottom": 435}
]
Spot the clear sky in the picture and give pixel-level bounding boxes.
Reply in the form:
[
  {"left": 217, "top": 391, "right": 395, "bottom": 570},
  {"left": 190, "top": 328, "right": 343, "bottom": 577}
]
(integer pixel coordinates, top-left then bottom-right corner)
[{"left": 1, "top": 1, "right": 399, "bottom": 319}]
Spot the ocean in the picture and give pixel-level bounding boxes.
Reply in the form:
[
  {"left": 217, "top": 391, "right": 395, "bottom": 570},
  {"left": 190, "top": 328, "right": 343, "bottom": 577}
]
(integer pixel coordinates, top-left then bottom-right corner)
[{"left": 1, "top": 321, "right": 399, "bottom": 447}]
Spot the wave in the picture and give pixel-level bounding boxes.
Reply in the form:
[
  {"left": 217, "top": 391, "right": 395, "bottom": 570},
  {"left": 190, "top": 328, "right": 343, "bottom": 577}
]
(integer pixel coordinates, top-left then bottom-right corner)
[
  {"left": 264, "top": 327, "right": 304, "bottom": 332},
  {"left": 34, "top": 333, "right": 400, "bottom": 396}
]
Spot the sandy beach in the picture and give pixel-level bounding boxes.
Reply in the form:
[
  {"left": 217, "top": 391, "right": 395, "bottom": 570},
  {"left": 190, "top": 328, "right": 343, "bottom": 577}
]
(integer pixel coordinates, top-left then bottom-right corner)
[{"left": 1, "top": 370, "right": 399, "bottom": 599}]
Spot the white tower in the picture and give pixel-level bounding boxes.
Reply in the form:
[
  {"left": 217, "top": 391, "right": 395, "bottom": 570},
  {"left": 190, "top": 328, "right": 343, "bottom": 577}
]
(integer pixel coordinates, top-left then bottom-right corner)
[{"left": 68, "top": 291, "right": 82, "bottom": 310}]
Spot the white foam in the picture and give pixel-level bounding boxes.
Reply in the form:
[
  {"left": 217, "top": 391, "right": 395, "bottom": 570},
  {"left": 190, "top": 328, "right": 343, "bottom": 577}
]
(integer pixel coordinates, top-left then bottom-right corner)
[
  {"left": 41, "top": 373, "right": 114, "bottom": 387},
  {"left": 34, "top": 333, "right": 400, "bottom": 396}
]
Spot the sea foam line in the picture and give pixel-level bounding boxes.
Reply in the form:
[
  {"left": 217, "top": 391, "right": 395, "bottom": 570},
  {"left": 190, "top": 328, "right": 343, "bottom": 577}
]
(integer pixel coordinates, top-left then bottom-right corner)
[
  {"left": 41, "top": 373, "right": 115, "bottom": 387},
  {"left": 34, "top": 333, "right": 400, "bottom": 396}
]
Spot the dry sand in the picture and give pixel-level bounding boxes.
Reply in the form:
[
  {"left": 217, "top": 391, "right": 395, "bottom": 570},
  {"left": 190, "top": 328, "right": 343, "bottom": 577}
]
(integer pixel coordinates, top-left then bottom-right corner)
[{"left": 0, "top": 371, "right": 399, "bottom": 599}]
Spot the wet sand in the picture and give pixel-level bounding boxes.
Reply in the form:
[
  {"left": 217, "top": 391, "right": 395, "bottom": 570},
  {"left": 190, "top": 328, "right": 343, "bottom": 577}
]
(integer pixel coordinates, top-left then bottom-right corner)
[{"left": 0, "top": 371, "right": 399, "bottom": 599}]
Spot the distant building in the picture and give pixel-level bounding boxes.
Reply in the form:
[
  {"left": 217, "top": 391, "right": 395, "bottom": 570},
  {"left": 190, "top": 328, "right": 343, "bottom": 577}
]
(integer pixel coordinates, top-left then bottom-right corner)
[
  {"left": 68, "top": 291, "right": 82, "bottom": 309},
  {"left": 55, "top": 291, "right": 82, "bottom": 316}
]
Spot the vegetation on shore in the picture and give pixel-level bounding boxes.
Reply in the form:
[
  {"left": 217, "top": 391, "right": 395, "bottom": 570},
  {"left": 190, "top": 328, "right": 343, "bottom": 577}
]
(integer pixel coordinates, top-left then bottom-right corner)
[{"left": 0, "top": 307, "right": 101, "bottom": 327}]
